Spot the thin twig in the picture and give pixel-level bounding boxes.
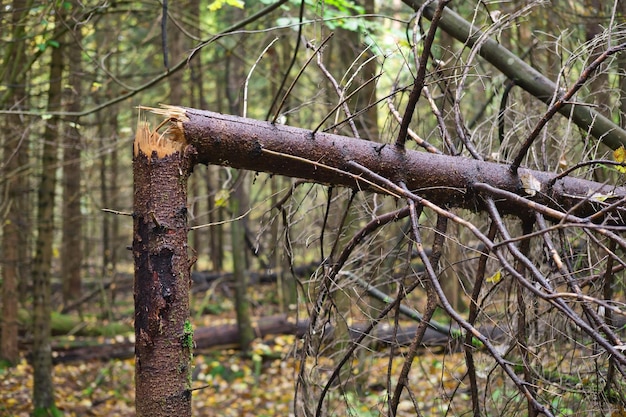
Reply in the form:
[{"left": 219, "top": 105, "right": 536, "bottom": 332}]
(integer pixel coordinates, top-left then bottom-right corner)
[
  {"left": 387, "top": 92, "right": 442, "bottom": 154},
  {"left": 395, "top": 0, "right": 449, "bottom": 149},
  {"left": 313, "top": 72, "right": 382, "bottom": 136},
  {"left": 315, "top": 51, "right": 360, "bottom": 137},
  {"left": 101, "top": 208, "right": 132, "bottom": 216},
  {"left": 243, "top": 37, "right": 279, "bottom": 118},
  {"left": 271, "top": 33, "right": 334, "bottom": 124}
]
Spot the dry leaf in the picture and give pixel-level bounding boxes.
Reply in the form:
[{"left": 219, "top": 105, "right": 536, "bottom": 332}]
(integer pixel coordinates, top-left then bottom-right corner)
[{"left": 520, "top": 172, "right": 541, "bottom": 197}]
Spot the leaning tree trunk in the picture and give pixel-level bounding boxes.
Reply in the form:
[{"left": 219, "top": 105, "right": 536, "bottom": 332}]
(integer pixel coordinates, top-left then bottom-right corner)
[
  {"left": 401, "top": 0, "right": 626, "bottom": 151},
  {"left": 132, "top": 114, "right": 194, "bottom": 417}
]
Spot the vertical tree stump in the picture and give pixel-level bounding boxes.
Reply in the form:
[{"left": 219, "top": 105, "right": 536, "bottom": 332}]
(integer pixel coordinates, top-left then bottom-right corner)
[{"left": 132, "top": 112, "right": 195, "bottom": 417}]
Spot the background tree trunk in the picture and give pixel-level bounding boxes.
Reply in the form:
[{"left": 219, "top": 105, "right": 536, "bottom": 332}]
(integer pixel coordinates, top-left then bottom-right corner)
[
  {"left": 231, "top": 174, "right": 255, "bottom": 352},
  {"left": 61, "top": 10, "right": 83, "bottom": 303},
  {"left": 32, "top": 24, "right": 64, "bottom": 415},
  {"left": 1, "top": 0, "right": 32, "bottom": 366}
]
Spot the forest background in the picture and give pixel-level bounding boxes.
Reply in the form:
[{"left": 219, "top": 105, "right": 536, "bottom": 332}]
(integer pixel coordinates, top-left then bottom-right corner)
[{"left": 2, "top": 0, "right": 626, "bottom": 416}]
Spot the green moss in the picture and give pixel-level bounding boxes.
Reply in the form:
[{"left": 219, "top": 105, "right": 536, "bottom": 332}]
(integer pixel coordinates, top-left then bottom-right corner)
[
  {"left": 183, "top": 319, "right": 194, "bottom": 350},
  {"left": 182, "top": 319, "right": 194, "bottom": 388}
]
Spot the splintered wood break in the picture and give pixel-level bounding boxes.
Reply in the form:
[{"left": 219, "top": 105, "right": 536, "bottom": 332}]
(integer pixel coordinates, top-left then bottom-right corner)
[{"left": 134, "top": 105, "right": 189, "bottom": 158}]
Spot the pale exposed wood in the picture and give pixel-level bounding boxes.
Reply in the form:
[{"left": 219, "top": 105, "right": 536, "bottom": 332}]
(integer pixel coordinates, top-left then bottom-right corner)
[{"left": 133, "top": 106, "right": 188, "bottom": 158}]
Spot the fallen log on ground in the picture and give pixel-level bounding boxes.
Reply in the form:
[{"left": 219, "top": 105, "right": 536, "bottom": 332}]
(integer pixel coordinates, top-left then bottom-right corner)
[{"left": 49, "top": 315, "right": 503, "bottom": 364}]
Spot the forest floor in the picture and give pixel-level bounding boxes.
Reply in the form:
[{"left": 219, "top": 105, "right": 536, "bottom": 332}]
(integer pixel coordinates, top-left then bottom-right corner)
[{"left": 0, "top": 279, "right": 470, "bottom": 417}]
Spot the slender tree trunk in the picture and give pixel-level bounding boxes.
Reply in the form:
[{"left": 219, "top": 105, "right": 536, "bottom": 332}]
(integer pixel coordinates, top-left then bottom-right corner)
[
  {"left": 98, "top": 119, "right": 113, "bottom": 320},
  {"left": 271, "top": 35, "right": 297, "bottom": 311},
  {"left": 207, "top": 168, "right": 223, "bottom": 271},
  {"left": 61, "top": 14, "right": 83, "bottom": 302},
  {"left": 222, "top": 3, "right": 254, "bottom": 351},
  {"left": 98, "top": 106, "right": 119, "bottom": 319},
  {"left": 167, "top": 3, "right": 185, "bottom": 105},
  {"left": 619, "top": 2, "right": 626, "bottom": 129},
  {"left": 107, "top": 39, "right": 121, "bottom": 298},
  {"left": 1, "top": 0, "right": 32, "bottom": 366},
  {"left": 32, "top": 24, "right": 64, "bottom": 415},
  {"left": 231, "top": 174, "right": 254, "bottom": 352},
  {"left": 133, "top": 118, "right": 193, "bottom": 417},
  {"left": 583, "top": 0, "right": 611, "bottom": 118},
  {"left": 190, "top": 0, "right": 205, "bottom": 269},
  {"left": 359, "top": 0, "right": 380, "bottom": 140}
]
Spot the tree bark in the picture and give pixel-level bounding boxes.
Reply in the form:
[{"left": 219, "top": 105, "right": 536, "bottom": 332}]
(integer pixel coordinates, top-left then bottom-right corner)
[
  {"left": 231, "top": 174, "right": 255, "bottom": 352},
  {"left": 61, "top": 12, "right": 83, "bottom": 302},
  {"left": 133, "top": 118, "right": 194, "bottom": 417},
  {"left": 169, "top": 107, "right": 625, "bottom": 223},
  {"left": 1, "top": 0, "right": 32, "bottom": 366},
  {"left": 32, "top": 23, "right": 64, "bottom": 415},
  {"left": 401, "top": 0, "right": 626, "bottom": 150}
]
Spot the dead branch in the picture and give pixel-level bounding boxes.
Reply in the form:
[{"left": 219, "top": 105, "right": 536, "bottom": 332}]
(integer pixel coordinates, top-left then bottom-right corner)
[{"left": 170, "top": 107, "right": 626, "bottom": 224}]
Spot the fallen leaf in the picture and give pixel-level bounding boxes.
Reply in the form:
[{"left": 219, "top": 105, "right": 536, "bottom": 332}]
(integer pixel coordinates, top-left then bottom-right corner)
[{"left": 520, "top": 172, "right": 541, "bottom": 197}]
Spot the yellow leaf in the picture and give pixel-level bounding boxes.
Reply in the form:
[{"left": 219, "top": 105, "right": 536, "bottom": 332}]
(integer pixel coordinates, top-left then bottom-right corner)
[
  {"left": 208, "top": 0, "right": 244, "bottom": 11},
  {"left": 588, "top": 191, "right": 614, "bottom": 202},
  {"left": 215, "top": 189, "right": 230, "bottom": 208},
  {"left": 486, "top": 270, "right": 502, "bottom": 284},
  {"left": 613, "top": 145, "right": 626, "bottom": 173}
]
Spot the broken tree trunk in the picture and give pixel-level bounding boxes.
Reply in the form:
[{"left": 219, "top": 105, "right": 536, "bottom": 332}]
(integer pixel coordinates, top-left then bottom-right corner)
[
  {"left": 132, "top": 114, "right": 195, "bottom": 417},
  {"left": 167, "top": 106, "right": 625, "bottom": 223},
  {"left": 132, "top": 104, "right": 626, "bottom": 415}
]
